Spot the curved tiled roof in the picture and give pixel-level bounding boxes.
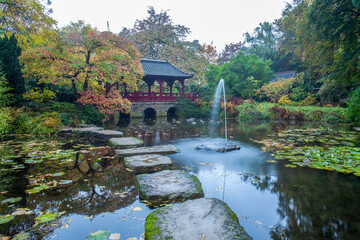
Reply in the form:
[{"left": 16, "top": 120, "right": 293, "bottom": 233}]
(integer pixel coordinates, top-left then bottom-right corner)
[{"left": 141, "top": 59, "right": 194, "bottom": 79}]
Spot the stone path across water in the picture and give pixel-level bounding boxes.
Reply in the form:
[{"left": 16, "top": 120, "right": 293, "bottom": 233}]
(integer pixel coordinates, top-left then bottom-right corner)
[
  {"left": 124, "top": 154, "right": 173, "bottom": 174},
  {"left": 59, "top": 125, "right": 252, "bottom": 239},
  {"left": 145, "top": 198, "right": 252, "bottom": 240},
  {"left": 136, "top": 170, "right": 204, "bottom": 206}
]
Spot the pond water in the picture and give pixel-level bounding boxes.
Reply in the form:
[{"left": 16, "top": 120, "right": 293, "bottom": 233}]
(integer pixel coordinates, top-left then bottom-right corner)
[{"left": 0, "top": 118, "right": 360, "bottom": 240}]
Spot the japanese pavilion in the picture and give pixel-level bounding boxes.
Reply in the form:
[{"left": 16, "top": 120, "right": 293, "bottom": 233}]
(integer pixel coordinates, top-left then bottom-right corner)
[{"left": 106, "top": 59, "right": 196, "bottom": 102}]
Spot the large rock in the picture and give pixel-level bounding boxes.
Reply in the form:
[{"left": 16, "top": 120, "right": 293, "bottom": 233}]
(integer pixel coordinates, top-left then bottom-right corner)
[
  {"left": 116, "top": 145, "right": 180, "bottom": 158},
  {"left": 124, "top": 154, "right": 173, "bottom": 174},
  {"left": 145, "top": 198, "right": 252, "bottom": 240},
  {"left": 109, "top": 137, "right": 143, "bottom": 149},
  {"left": 136, "top": 170, "right": 203, "bottom": 206}
]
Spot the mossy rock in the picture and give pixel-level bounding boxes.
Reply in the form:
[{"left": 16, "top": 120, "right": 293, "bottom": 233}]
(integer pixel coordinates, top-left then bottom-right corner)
[{"left": 145, "top": 198, "right": 252, "bottom": 240}]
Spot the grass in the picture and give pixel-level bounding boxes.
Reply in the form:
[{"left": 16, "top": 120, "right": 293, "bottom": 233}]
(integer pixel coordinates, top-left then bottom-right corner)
[{"left": 237, "top": 102, "right": 346, "bottom": 122}]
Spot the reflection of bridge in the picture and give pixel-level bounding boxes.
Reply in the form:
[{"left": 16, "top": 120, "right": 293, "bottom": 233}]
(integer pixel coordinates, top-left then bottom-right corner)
[{"left": 107, "top": 59, "right": 196, "bottom": 118}]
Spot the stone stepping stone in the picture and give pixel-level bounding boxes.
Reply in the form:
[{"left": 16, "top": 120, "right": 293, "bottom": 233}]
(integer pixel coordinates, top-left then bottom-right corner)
[
  {"left": 145, "top": 198, "right": 252, "bottom": 240},
  {"left": 109, "top": 137, "right": 143, "bottom": 149},
  {"left": 116, "top": 145, "right": 180, "bottom": 158},
  {"left": 88, "top": 130, "right": 124, "bottom": 139},
  {"left": 59, "top": 126, "right": 104, "bottom": 134},
  {"left": 124, "top": 154, "right": 173, "bottom": 174},
  {"left": 136, "top": 170, "right": 203, "bottom": 206}
]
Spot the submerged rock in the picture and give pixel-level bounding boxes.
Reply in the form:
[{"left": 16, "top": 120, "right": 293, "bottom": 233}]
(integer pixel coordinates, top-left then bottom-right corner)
[
  {"left": 109, "top": 137, "right": 143, "bottom": 149},
  {"left": 136, "top": 170, "right": 203, "bottom": 206},
  {"left": 145, "top": 198, "right": 252, "bottom": 240},
  {"left": 124, "top": 154, "right": 173, "bottom": 174},
  {"left": 195, "top": 142, "right": 240, "bottom": 152},
  {"left": 116, "top": 145, "right": 180, "bottom": 158}
]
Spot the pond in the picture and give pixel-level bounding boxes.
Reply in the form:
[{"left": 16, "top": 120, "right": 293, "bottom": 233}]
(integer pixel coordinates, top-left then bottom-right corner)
[{"left": 0, "top": 118, "right": 360, "bottom": 239}]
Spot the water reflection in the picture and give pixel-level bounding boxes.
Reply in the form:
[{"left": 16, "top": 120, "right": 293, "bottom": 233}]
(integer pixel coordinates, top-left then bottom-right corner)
[{"left": 1, "top": 120, "right": 359, "bottom": 239}]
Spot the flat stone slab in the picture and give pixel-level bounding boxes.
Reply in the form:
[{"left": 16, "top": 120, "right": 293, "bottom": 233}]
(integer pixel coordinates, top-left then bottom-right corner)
[
  {"left": 59, "top": 126, "right": 104, "bottom": 134},
  {"left": 109, "top": 137, "right": 143, "bottom": 149},
  {"left": 88, "top": 130, "right": 124, "bottom": 139},
  {"left": 145, "top": 198, "right": 252, "bottom": 240},
  {"left": 59, "top": 127, "right": 123, "bottom": 139},
  {"left": 116, "top": 145, "right": 180, "bottom": 158},
  {"left": 136, "top": 170, "right": 203, "bottom": 205},
  {"left": 124, "top": 154, "right": 173, "bottom": 174}
]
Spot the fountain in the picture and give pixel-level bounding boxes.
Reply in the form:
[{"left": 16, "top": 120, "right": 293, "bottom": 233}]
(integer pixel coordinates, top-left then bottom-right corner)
[{"left": 195, "top": 79, "right": 240, "bottom": 152}]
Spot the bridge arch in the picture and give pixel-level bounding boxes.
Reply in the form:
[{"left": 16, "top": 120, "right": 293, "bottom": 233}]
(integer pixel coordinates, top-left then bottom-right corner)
[
  {"left": 144, "top": 108, "right": 156, "bottom": 118},
  {"left": 167, "top": 107, "right": 177, "bottom": 118}
]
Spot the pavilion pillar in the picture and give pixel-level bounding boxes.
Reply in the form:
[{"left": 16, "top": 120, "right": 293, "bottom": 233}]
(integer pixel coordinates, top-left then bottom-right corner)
[
  {"left": 158, "top": 80, "right": 164, "bottom": 95},
  {"left": 180, "top": 80, "right": 185, "bottom": 95}
]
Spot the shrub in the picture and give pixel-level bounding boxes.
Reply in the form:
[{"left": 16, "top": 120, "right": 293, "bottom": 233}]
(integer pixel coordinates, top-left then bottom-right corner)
[
  {"left": 237, "top": 103, "right": 264, "bottom": 120},
  {"left": 269, "top": 106, "right": 291, "bottom": 120},
  {"left": 28, "top": 112, "right": 62, "bottom": 135},
  {"left": 293, "top": 111, "right": 305, "bottom": 122},
  {"left": 257, "top": 77, "right": 295, "bottom": 103},
  {"left": 318, "top": 80, "right": 348, "bottom": 104},
  {"left": 311, "top": 111, "right": 324, "bottom": 121},
  {"left": 345, "top": 86, "right": 360, "bottom": 124},
  {"left": 23, "top": 87, "right": 56, "bottom": 104},
  {"left": 0, "top": 107, "right": 14, "bottom": 134},
  {"left": 278, "top": 95, "right": 292, "bottom": 105},
  {"left": 300, "top": 94, "right": 317, "bottom": 106}
]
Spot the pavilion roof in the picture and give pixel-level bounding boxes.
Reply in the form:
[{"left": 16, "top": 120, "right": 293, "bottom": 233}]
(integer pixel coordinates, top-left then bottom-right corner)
[{"left": 141, "top": 59, "right": 194, "bottom": 80}]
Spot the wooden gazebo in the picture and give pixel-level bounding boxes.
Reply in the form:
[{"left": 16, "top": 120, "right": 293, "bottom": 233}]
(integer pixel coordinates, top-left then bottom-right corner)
[{"left": 106, "top": 59, "right": 196, "bottom": 102}]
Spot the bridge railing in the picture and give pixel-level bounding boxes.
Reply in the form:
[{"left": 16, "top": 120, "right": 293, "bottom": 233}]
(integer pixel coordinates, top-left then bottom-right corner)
[{"left": 120, "top": 92, "right": 196, "bottom": 102}]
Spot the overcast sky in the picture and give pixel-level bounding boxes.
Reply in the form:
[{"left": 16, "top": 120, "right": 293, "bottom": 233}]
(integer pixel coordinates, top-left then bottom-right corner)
[{"left": 51, "top": 0, "right": 290, "bottom": 51}]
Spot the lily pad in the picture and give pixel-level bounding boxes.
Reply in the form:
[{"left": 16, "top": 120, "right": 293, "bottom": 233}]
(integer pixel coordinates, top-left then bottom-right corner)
[
  {"left": 59, "top": 180, "right": 72, "bottom": 185},
  {"left": 35, "top": 212, "right": 60, "bottom": 223},
  {"left": 0, "top": 214, "right": 14, "bottom": 224},
  {"left": 13, "top": 232, "right": 30, "bottom": 240},
  {"left": 1, "top": 197, "right": 22, "bottom": 204},
  {"left": 26, "top": 184, "right": 49, "bottom": 194},
  {"left": 25, "top": 159, "right": 43, "bottom": 164},
  {"left": 52, "top": 172, "right": 65, "bottom": 177},
  {"left": 86, "top": 230, "right": 111, "bottom": 240}
]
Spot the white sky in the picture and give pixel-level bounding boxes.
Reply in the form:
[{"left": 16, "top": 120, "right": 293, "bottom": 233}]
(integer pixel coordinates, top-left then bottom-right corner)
[{"left": 51, "top": 0, "right": 290, "bottom": 51}]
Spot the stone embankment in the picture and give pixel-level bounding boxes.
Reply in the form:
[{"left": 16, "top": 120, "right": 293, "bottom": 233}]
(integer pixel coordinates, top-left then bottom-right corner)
[{"left": 61, "top": 126, "right": 252, "bottom": 240}]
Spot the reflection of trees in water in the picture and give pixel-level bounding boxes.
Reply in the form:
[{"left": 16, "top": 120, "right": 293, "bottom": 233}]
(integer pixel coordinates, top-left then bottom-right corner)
[
  {"left": 28, "top": 148, "right": 137, "bottom": 216},
  {"left": 240, "top": 169, "right": 360, "bottom": 239}
]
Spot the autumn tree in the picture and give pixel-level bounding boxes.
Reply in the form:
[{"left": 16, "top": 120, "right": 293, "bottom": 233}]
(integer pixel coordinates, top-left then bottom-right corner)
[
  {"left": 120, "top": 6, "right": 211, "bottom": 87},
  {"left": 276, "top": 0, "right": 360, "bottom": 103},
  {"left": 21, "top": 21, "right": 143, "bottom": 116},
  {"left": 217, "top": 41, "right": 242, "bottom": 65},
  {"left": 0, "top": 0, "right": 56, "bottom": 48}
]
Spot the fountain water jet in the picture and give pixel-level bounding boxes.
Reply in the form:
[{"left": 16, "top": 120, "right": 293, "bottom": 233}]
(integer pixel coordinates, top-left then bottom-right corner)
[{"left": 195, "top": 79, "right": 240, "bottom": 152}]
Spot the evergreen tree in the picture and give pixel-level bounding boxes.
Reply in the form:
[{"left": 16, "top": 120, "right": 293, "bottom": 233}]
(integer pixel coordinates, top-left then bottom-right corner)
[{"left": 0, "top": 34, "right": 25, "bottom": 103}]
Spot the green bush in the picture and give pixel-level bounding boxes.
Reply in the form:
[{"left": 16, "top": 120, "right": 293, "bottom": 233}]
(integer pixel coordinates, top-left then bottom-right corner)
[
  {"left": 345, "top": 86, "right": 360, "bottom": 124},
  {"left": 0, "top": 107, "right": 14, "bottom": 134},
  {"left": 52, "top": 102, "right": 78, "bottom": 112},
  {"left": 27, "top": 112, "right": 62, "bottom": 135},
  {"left": 237, "top": 103, "right": 265, "bottom": 120}
]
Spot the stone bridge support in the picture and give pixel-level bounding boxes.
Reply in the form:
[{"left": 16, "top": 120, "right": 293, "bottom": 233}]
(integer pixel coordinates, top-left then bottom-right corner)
[{"left": 128, "top": 102, "right": 178, "bottom": 118}]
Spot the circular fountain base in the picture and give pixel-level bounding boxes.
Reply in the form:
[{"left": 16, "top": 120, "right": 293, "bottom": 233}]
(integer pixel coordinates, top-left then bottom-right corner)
[{"left": 195, "top": 142, "right": 240, "bottom": 152}]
